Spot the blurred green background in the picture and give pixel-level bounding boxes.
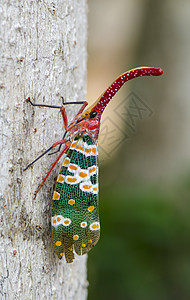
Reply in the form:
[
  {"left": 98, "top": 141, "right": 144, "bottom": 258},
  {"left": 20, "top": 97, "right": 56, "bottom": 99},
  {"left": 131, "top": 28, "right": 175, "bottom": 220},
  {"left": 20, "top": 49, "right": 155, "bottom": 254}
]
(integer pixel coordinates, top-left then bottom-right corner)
[{"left": 87, "top": 1, "right": 190, "bottom": 299}]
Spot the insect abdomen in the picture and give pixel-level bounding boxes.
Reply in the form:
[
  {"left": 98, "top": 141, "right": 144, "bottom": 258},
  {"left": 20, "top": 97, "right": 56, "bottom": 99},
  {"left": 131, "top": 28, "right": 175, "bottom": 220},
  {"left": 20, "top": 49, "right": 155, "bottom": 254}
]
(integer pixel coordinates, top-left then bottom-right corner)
[{"left": 51, "top": 135, "right": 100, "bottom": 263}]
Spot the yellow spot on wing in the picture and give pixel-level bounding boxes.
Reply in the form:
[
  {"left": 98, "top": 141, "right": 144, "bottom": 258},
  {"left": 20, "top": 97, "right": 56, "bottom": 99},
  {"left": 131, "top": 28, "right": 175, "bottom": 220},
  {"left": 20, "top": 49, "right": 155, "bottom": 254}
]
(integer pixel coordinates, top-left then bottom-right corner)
[
  {"left": 68, "top": 199, "right": 75, "bottom": 205},
  {"left": 92, "top": 224, "right": 98, "bottom": 229},
  {"left": 90, "top": 222, "right": 100, "bottom": 231},
  {"left": 71, "top": 141, "right": 77, "bottom": 148},
  {"left": 57, "top": 217, "right": 61, "bottom": 222},
  {"left": 73, "top": 235, "right": 79, "bottom": 241},
  {"left": 69, "top": 164, "right": 77, "bottom": 171},
  {"left": 64, "top": 220, "right": 70, "bottom": 225},
  {"left": 88, "top": 240, "right": 92, "bottom": 244},
  {"left": 63, "top": 158, "right": 70, "bottom": 166},
  {"left": 68, "top": 177, "right": 77, "bottom": 183},
  {"left": 89, "top": 167, "right": 96, "bottom": 173},
  {"left": 57, "top": 174, "right": 65, "bottom": 183},
  {"left": 85, "top": 148, "right": 91, "bottom": 153},
  {"left": 53, "top": 191, "right": 60, "bottom": 200},
  {"left": 88, "top": 205, "right": 95, "bottom": 212},
  {"left": 60, "top": 253, "right": 63, "bottom": 256},
  {"left": 76, "top": 145, "right": 84, "bottom": 151},
  {"left": 82, "top": 244, "right": 86, "bottom": 248},
  {"left": 79, "top": 172, "right": 88, "bottom": 178},
  {"left": 81, "top": 222, "right": 87, "bottom": 228},
  {"left": 92, "top": 147, "right": 96, "bottom": 154},
  {"left": 56, "top": 241, "right": 62, "bottom": 246},
  {"left": 83, "top": 184, "right": 92, "bottom": 189}
]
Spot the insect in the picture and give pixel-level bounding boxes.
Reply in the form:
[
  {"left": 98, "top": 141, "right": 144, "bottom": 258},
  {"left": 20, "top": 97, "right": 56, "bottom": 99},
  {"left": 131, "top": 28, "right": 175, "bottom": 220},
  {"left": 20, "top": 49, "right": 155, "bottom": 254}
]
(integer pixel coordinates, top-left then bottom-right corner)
[{"left": 25, "top": 66, "right": 163, "bottom": 263}]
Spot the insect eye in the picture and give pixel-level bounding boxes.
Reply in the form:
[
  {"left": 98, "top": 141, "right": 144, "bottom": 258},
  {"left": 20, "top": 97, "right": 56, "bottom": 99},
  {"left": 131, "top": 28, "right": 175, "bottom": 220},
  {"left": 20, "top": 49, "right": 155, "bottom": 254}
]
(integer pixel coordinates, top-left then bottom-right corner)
[{"left": 89, "top": 111, "right": 97, "bottom": 119}]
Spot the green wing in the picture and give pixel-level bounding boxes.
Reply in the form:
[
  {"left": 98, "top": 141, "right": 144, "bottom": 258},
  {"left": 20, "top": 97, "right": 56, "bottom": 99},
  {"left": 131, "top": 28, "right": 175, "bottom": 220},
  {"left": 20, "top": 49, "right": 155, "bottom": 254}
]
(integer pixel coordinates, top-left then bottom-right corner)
[{"left": 51, "top": 134, "right": 100, "bottom": 263}]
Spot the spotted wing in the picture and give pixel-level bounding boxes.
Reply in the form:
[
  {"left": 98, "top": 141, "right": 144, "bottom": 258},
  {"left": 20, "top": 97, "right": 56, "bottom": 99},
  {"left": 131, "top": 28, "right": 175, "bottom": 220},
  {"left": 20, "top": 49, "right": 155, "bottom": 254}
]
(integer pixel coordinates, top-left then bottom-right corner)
[{"left": 51, "top": 134, "right": 100, "bottom": 263}]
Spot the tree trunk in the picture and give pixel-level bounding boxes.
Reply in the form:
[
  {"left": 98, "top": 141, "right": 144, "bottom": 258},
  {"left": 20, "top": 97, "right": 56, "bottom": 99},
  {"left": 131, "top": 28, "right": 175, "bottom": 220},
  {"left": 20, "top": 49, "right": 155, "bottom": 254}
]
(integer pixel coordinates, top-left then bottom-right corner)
[{"left": 0, "top": 0, "right": 88, "bottom": 299}]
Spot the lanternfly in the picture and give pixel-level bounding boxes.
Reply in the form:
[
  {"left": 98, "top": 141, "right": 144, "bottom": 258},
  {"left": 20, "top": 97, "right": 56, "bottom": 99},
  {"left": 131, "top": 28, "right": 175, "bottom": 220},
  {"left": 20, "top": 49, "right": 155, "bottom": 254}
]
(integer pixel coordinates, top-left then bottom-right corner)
[{"left": 25, "top": 67, "right": 163, "bottom": 263}]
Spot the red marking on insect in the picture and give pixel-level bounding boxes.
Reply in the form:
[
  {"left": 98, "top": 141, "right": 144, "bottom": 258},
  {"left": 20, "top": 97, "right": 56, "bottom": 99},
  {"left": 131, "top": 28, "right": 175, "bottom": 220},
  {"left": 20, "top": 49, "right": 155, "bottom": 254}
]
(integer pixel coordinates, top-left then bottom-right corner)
[
  {"left": 13, "top": 250, "right": 17, "bottom": 256},
  {"left": 24, "top": 66, "right": 163, "bottom": 196}
]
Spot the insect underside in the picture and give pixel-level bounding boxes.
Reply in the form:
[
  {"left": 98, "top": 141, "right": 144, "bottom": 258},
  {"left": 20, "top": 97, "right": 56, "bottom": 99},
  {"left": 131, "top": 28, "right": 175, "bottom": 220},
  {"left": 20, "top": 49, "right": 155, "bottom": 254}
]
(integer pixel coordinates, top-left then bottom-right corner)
[{"left": 25, "top": 66, "right": 163, "bottom": 263}]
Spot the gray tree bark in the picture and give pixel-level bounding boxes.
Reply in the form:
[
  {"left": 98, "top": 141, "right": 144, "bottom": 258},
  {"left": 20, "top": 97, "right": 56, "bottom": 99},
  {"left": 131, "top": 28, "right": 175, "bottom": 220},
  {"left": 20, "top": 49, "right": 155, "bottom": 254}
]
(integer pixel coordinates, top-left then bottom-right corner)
[{"left": 0, "top": 0, "right": 88, "bottom": 299}]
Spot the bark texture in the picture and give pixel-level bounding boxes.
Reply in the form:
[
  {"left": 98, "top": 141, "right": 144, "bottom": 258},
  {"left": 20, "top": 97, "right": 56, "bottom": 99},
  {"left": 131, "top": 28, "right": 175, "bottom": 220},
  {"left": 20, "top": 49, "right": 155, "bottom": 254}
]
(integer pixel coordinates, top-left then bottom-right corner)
[{"left": 0, "top": 0, "right": 88, "bottom": 299}]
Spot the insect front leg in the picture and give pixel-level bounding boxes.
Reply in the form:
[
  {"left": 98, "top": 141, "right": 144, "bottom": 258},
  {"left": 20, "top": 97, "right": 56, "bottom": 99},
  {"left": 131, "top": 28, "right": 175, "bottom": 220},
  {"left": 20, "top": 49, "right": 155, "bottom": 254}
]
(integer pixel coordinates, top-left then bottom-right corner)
[
  {"left": 60, "top": 106, "right": 69, "bottom": 131},
  {"left": 48, "top": 101, "right": 89, "bottom": 158},
  {"left": 49, "top": 100, "right": 88, "bottom": 156},
  {"left": 26, "top": 97, "right": 61, "bottom": 109},
  {"left": 34, "top": 142, "right": 71, "bottom": 197},
  {"left": 24, "top": 139, "right": 67, "bottom": 170},
  {"left": 48, "top": 133, "right": 66, "bottom": 156},
  {"left": 48, "top": 108, "right": 69, "bottom": 156},
  {"left": 60, "top": 99, "right": 88, "bottom": 129},
  {"left": 75, "top": 101, "right": 88, "bottom": 116}
]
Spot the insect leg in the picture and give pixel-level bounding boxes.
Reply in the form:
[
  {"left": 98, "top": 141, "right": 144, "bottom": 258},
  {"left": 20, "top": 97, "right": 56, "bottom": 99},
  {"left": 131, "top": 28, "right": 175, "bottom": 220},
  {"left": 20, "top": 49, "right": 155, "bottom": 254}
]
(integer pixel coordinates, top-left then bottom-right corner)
[
  {"left": 48, "top": 132, "right": 66, "bottom": 156},
  {"left": 26, "top": 97, "right": 61, "bottom": 109},
  {"left": 60, "top": 106, "right": 69, "bottom": 130},
  {"left": 61, "top": 97, "right": 88, "bottom": 115},
  {"left": 24, "top": 146, "right": 55, "bottom": 170},
  {"left": 48, "top": 144, "right": 62, "bottom": 156},
  {"left": 61, "top": 96, "right": 86, "bottom": 106},
  {"left": 34, "top": 142, "right": 70, "bottom": 196},
  {"left": 60, "top": 99, "right": 88, "bottom": 128},
  {"left": 48, "top": 101, "right": 88, "bottom": 156},
  {"left": 24, "top": 139, "right": 66, "bottom": 170},
  {"left": 75, "top": 101, "right": 88, "bottom": 116}
]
